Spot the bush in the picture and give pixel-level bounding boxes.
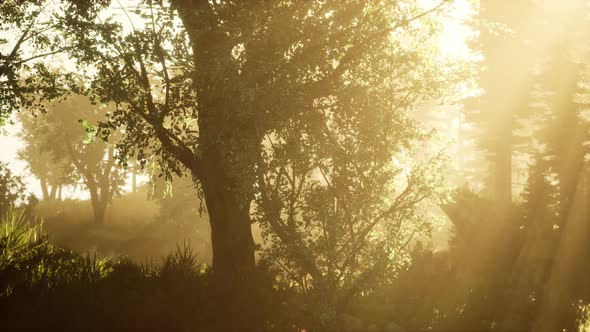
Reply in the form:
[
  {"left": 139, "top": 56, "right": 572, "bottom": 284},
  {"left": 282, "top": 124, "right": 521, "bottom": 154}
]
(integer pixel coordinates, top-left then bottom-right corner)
[
  {"left": 0, "top": 163, "right": 32, "bottom": 216},
  {"left": 0, "top": 210, "right": 287, "bottom": 331}
]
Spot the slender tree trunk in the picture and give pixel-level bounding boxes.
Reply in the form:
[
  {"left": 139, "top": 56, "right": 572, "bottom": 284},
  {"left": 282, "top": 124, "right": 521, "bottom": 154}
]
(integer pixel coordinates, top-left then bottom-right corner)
[
  {"left": 90, "top": 194, "right": 107, "bottom": 225},
  {"left": 40, "top": 178, "right": 49, "bottom": 201},
  {"left": 132, "top": 163, "right": 137, "bottom": 193},
  {"left": 87, "top": 180, "right": 106, "bottom": 225},
  {"left": 58, "top": 184, "right": 63, "bottom": 201},
  {"left": 49, "top": 183, "right": 58, "bottom": 201}
]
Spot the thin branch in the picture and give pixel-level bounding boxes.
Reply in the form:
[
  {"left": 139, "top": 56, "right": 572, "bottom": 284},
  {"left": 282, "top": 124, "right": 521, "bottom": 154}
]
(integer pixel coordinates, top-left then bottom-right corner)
[
  {"left": 7, "top": 0, "right": 56, "bottom": 60},
  {"left": 15, "top": 46, "right": 75, "bottom": 65},
  {"left": 393, "top": 0, "right": 452, "bottom": 30}
]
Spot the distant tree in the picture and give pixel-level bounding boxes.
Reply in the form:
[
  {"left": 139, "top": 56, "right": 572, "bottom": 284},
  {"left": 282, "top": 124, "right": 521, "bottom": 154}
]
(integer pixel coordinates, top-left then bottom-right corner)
[
  {"left": 534, "top": 49, "right": 590, "bottom": 223},
  {"left": 19, "top": 95, "right": 124, "bottom": 224},
  {"left": 17, "top": 114, "right": 76, "bottom": 201},
  {"left": 521, "top": 17, "right": 590, "bottom": 329},
  {"left": 463, "top": 0, "right": 538, "bottom": 210}
]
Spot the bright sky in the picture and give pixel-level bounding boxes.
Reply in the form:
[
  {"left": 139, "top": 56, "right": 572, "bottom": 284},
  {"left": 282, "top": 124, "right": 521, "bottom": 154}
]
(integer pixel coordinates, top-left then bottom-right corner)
[
  {"left": 0, "top": 121, "right": 41, "bottom": 194},
  {"left": 0, "top": 0, "right": 474, "bottom": 200}
]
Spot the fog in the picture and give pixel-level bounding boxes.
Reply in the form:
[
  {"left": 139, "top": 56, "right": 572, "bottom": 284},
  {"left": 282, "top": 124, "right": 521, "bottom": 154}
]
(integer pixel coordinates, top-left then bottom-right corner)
[{"left": 2, "top": 1, "right": 590, "bottom": 331}]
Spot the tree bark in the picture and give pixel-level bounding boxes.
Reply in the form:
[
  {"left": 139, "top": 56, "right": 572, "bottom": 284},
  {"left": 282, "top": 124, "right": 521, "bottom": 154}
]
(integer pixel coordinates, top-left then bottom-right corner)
[
  {"left": 196, "top": 146, "right": 256, "bottom": 281},
  {"left": 173, "top": 0, "right": 258, "bottom": 281},
  {"left": 189, "top": 141, "right": 260, "bottom": 329},
  {"left": 166, "top": 6, "right": 265, "bottom": 327}
]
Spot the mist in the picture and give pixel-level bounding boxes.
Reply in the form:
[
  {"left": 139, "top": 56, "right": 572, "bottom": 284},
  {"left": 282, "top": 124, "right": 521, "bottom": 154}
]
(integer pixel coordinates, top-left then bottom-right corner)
[{"left": 1, "top": 1, "right": 590, "bottom": 331}]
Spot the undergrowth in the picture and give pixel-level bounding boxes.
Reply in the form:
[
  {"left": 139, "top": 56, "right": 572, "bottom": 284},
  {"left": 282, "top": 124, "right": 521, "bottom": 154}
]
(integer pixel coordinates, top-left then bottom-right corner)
[{"left": 0, "top": 209, "right": 285, "bottom": 332}]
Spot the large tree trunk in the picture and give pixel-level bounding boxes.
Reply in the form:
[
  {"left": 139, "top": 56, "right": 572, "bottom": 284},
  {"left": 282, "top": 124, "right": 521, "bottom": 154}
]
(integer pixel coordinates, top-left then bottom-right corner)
[
  {"left": 191, "top": 143, "right": 260, "bottom": 329},
  {"left": 173, "top": 0, "right": 257, "bottom": 279},
  {"left": 197, "top": 149, "right": 256, "bottom": 280},
  {"left": 171, "top": 5, "right": 262, "bottom": 328}
]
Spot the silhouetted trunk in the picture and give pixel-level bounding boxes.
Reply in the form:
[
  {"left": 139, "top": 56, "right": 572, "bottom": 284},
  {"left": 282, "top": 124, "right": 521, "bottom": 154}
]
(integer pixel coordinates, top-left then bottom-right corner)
[
  {"left": 189, "top": 140, "right": 259, "bottom": 329},
  {"left": 39, "top": 178, "right": 49, "bottom": 201},
  {"left": 197, "top": 148, "right": 256, "bottom": 280},
  {"left": 174, "top": 0, "right": 257, "bottom": 281},
  {"left": 49, "top": 183, "right": 58, "bottom": 201},
  {"left": 170, "top": 5, "right": 263, "bottom": 328},
  {"left": 92, "top": 200, "right": 107, "bottom": 225},
  {"left": 131, "top": 163, "right": 137, "bottom": 193},
  {"left": 94, "top": 200, "right": 107, "bottom": 225},
  {"left": 57, "top": 184, "right": 63, "bottom": 201},
  {"left": 88, "top": 182, "right": 106, "bottom": 225}
]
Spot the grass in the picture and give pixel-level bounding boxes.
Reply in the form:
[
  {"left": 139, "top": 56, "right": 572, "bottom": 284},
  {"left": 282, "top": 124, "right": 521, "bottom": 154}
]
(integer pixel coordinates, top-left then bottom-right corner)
[
  {"left": 5, "top": 207, "right": 587, "bottom": 332},
  {"left": 0, "top": 209, "right": 286, "bottom": 331}
]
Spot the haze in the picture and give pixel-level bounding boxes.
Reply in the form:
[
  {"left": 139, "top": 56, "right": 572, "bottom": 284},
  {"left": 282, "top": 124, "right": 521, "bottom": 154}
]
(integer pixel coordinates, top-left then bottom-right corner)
[{"left": 1, "top": 1, "right": 589, "bottom": 331}]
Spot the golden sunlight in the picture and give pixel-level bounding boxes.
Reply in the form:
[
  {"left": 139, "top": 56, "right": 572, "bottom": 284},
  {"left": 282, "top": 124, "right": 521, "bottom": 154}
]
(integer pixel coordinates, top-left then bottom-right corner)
[{"left": 2, "top": 1, "right": 590, "bottom": 331}]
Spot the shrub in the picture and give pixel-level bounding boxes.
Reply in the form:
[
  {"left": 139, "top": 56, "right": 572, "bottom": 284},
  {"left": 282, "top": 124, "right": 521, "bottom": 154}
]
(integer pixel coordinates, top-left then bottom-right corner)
[
  {"left": 0, "top": 211, "right": 286, "bottom": 331},
  {"left": 0, "top": 163, "right": 30, "bottom": 216}
]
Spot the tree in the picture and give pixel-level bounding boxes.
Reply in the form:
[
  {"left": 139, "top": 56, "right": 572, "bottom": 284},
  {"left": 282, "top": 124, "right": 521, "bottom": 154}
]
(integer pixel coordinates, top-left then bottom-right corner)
[
  {"left": 48, "top": 0, "right": 461, "bottom": 286},
  {"left": 522, "top": 8, "right": 590, "bottom": 328},
  {"left": 19, "top": 95, "right": 124, "bottom": 224},
  {"left": 7, "top": 0, "right": 464, "bottom": 299},
  {"left": 18, "top": 114, "right": 75, "bottom": 201},
  {"left": 255, "top": 132, "right": 449, "bottom": 328},
  {"left": 463, "top": 0, "right": 539, "bottom": 209},
  {"left": 535, "top": 49, "right": 590, "bottom": 224}
]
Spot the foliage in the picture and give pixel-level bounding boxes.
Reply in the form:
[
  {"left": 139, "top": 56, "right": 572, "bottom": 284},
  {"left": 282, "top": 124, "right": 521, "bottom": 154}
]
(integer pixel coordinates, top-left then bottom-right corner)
[
  {"left": 255, "top": 133, "right": 449, "bottom": 328},
  {"left": 19, "top": 0, "right": 469, "bottom": 283},
  {"left": 4, "top": 0, "right": 470, "bottom": 324},
  {"left": 0, "top": 0, "right": 116, "bottom": 125},
  {"left": 0, "top": 162, "right": 30, "bottom": 215},
  {"left": 0, "top": 210, "right": 283, "bottom": 331},
  {"left": 18, "top": 95, "right": 125, "bottom": 223},
  {"left": 18, "top": 113, "right": 76, "bottom": 201},
  {"left": 149, "top": 172, "right": 205, "bottom": 225}
]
